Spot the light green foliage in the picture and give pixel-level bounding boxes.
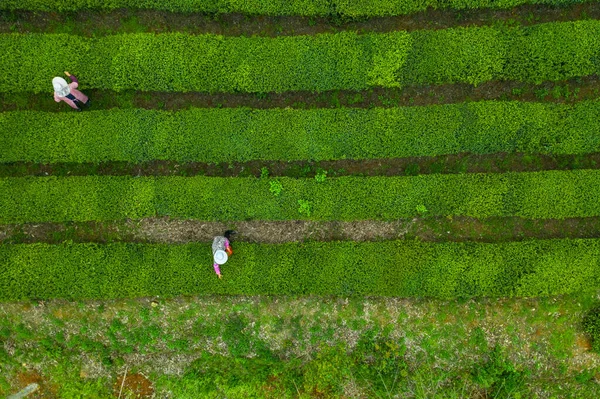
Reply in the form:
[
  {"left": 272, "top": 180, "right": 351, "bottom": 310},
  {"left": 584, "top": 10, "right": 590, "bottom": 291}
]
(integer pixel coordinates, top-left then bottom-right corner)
[
  {"left": 2, "top": 21, "right": 600, "bottom": 93},
  {"left": 1, "top": 239, "right": 600, "bottom": 300},
  {"left": 3, "top": 100, "right": 600, "bottom": 164},
  {"left": 0, "top": 0, "right": 590, "bottom": 15},
  {"left": 315, "top": 169, "right": 327, "bottom": 183},
  {"left": 297, "top": 199, "right": 312, "bottom": 216},
  {"left": 2, "top": 170, "right": 600, "bottom": 223},
  {"left": 0, "top": 31, "right": 411, "bottom": 93},
  {"left": 269, "top": 180, "right": 283, "bottom": 197}
]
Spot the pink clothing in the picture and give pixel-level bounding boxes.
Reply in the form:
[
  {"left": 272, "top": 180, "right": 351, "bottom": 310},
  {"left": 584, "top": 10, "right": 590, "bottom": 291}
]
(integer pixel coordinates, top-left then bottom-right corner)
[
  {"left": 214, "top": 263, "right": 221, "bottom": 276},
  {"left": 54, "top": 79, "right": 88, "bottom": 110}
]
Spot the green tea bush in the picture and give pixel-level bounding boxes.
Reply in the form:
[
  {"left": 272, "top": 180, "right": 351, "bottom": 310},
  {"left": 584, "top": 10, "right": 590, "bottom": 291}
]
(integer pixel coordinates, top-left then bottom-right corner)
[
  {"left": 2, "top": 20, "right": 600, "bottom": 93},
  {"left": 3, "top": 100, "right": 600, "bottom": 163},
  {"left": 2, "top": 170, "right": 600, "bottom": 224},
  {"left": 0, "top": 31, "right": 411, "bottom": 93},
  {"left": 583, "top": 306, "right": 600, "bottom": 353},
  {"left": 0, "top": 0, "right": 590, "bottom": 15},
  {"left": 1, "top": 238, "right": 600, "bottom": 300}
]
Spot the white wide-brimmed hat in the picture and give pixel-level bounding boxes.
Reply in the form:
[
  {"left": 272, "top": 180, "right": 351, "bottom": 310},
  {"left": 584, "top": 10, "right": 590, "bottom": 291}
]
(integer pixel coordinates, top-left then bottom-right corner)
[
  {"left": 214, "top": 250, "right": 228, "bottom": 265},
  {"left": 52, "top": 77, "right": 70, "bottom": 97}
]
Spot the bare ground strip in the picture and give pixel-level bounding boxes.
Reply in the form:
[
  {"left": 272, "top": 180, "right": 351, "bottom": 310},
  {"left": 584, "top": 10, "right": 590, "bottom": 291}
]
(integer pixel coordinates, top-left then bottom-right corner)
[
  {"left": 2, "top": 152, "right": 599, "bottom": 179},
  {"left": 2, "top": 3, "right": 600, "bottom": 37},
  {"left": 1, "top": 76, "right": 598, "bottom": 113},
  {"left": 2, "top": 216, "right": 600, "bottom": 244}
]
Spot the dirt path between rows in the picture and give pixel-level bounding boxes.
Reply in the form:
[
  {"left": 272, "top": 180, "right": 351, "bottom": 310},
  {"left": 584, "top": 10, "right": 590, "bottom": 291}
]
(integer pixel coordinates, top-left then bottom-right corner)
[
  {"left": 3, "top": 216, "right": 600, "bottom": 244},
  {"left": 1, "top": 3, "right": 599, "bottom": 37},
  {"left": 2, "top": 76, "right": 598, "bottom": 113},
  {"left": 3, "top": 152, "right": 600, "bottom": 179}
]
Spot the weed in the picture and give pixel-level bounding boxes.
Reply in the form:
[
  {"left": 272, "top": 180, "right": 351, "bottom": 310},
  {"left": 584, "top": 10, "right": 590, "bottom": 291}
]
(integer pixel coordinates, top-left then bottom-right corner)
[
  {"left": 315, "top": 169, "right": 327, "bottom": 182},
  {"left": 260, "top": 166, "right": 269, "bottom": 179},
  {"left": 298, "top": 199, "right": 312, "bottom": 216},
  {"left": 535, "top": 88, "right": 548, "bottom": 100},
  {"left": 472, "top": 346, "right": 526, "bottom": 398},
  {"left": 269, "top": 179, "right": 283, "bottom": 196}
]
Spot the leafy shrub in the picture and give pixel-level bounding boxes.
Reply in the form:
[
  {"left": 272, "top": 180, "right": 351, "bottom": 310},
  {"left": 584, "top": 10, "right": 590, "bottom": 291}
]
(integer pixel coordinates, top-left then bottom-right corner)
[
  {"left": 1, "top": 238, "right": 600, "bottom": 300},
  {"left": 2, "top": 170, "right": 600, "bottom": 224},
  {"left": 583, "top": 306, "right": 600, "bottom": 353},
  {"left": 0, "top": 31, "right": 410, "bottom": 93},
  {"left": 6, "top": 100, "right": 600, "bottom": 163},
  {"left": 2, "top": 20, "right": 600, "bottom": 93}
]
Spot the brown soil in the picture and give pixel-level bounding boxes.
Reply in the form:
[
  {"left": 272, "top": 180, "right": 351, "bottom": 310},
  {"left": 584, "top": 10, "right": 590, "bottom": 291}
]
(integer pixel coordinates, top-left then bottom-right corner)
[
  {"left": 2, "top": 152, "right": 599, "bottom": 179},
  {"left": 3, "top": 216, "right": 600, "bottom": 245},
  {"left": 13, "top": 371, "right": 56, "bottom": 398},
  {"left": 576, "top": 334, "right": 593, "bottom": 351},
  {"left": 1, "top": 3, "right": 599, "bottom": 37},
  {"left": 113, "top": 373, "right": 153, "bottom": 399},
  {"left": 1, "top": 76, "right": 598, "bottom": 113}
]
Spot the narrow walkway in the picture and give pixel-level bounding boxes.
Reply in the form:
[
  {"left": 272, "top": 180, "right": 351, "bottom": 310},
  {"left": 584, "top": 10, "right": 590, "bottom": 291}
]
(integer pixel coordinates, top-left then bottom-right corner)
[
  {"left": 2, "top": 3, "right": 599, "bottom": 37},
  {"left": 3, "top": 216, "right": 600, "bottom": 244},
  {"left": 1, "top": 76, "right": 597, "bottom": 113},
  {"left": 2, "top": 153, "right": 599, "bottom": 178}
]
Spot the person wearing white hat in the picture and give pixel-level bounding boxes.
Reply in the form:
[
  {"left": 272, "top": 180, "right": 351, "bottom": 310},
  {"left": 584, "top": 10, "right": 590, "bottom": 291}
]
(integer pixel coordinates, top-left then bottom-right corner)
[
  {"left": 53, "top": 71, "right": 90, "bottom": 111},
  {"left": 212, "top": 230, "right": 236, "bottom": 279}
]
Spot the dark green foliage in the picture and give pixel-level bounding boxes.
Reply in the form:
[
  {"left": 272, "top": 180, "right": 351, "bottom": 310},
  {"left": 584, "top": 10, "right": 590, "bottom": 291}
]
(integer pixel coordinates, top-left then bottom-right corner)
[
  {"left": 583, "top": 306, "right": 600, "bottom": 353},
  {"left": 3, "top": 21, "right": 600, "bottom": 93},
  {"left": 4, "top": 100, "right": 600, "bottom": 163},
  {"left": 1, "top": 239, "right": 600, "bottom": 300},
  {"left": 0, "top": 0, "right": 590, "bottom": 15},
  {"left": 2, "top": 170, "right": 600, "bottom": 223},
  {"left": 222, "top": 314, "right": 252, "bottom": 357},
  {"left": 472, "top": 346, "right": 527, "bottom": 398}
]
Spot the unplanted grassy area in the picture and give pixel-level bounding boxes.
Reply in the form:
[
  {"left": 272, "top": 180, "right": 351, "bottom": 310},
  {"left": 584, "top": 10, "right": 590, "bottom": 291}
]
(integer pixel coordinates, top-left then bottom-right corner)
[{"left": 1, "top": 294, "right": 599, "bottom": 398}]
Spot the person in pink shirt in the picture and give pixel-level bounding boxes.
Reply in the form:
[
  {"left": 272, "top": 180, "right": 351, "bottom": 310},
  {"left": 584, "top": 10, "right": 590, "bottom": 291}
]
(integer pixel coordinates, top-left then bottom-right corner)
[
  {"left": 212, "top": 230, "right": 236, "bottom": 279},
  {"left": 53, "top": 71, "right": 90, "bottom": 111}
]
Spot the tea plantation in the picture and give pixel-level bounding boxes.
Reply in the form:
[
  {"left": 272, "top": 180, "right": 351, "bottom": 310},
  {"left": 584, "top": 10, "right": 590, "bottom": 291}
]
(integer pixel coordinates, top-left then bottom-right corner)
[{"left": 2, "top": 1, "right": 600, "bottom": 398}]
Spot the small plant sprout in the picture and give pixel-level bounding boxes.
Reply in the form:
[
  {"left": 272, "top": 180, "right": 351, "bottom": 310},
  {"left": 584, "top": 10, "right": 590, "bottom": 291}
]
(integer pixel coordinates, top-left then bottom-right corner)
[
  {"left": 416, "top": 204, "right": 428, "bottom": 216},
  {"left": 269, "top": 180, "right": 283, "bottom": 197},
  {"left": 260, "top": 167, "right": 269, "bottom": 179},
  {"left": 315, "top": 169, "right": 327, "bottom": 183},
  {"left": 298, "top": 199, "right": 312, "bottom": 217}
]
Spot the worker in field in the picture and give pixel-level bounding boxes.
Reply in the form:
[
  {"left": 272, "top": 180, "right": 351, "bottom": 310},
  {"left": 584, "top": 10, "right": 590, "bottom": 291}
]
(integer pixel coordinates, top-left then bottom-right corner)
[
  {"left": 213, "top": 230, "right": 236, "bottom": 279},
  {"left": 52, "top": 71, "right": 90, "bottom": 111}
]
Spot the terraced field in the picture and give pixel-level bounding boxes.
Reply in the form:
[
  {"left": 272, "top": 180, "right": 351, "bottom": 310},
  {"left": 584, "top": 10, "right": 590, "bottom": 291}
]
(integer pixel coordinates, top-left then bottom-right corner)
[{"left": 3, "top": 1, "right": 600, "bottom": 398}]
